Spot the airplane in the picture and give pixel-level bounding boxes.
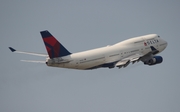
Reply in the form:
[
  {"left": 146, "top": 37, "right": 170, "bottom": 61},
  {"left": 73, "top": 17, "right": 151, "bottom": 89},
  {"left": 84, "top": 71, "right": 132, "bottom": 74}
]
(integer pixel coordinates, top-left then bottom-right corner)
[{"left": 9, "top": 30, "right": 168, "bottom": 70}]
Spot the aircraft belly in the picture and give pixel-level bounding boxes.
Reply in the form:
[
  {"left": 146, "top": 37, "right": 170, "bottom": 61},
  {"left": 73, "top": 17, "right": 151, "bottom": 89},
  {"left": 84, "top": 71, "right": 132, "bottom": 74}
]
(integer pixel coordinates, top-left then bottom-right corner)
[
  {"left": 78, "top": 59, "right": 105, "bottom": 69},
  {"left": 50, "top": 61, "right": 96, "bottom": 70}
]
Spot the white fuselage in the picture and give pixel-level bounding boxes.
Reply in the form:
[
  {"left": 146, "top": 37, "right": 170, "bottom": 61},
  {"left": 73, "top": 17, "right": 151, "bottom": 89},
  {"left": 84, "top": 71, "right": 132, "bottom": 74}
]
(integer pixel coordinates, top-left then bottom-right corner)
[{"left": 46, "top": 34, "right": 167, "bottom": 70}]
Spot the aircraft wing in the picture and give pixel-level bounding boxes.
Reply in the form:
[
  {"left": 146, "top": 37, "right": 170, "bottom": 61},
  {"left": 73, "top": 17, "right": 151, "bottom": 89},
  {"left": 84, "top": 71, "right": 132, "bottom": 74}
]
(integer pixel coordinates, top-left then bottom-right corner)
[
  {"left": 115, "top": 46, "right": 159, "bottom": 68},
  {"left": 9, "top": 47, "right": 48, "bottom": 57},
  {"left": 115, "top": 53, "right": 143, "bottom": 68}
]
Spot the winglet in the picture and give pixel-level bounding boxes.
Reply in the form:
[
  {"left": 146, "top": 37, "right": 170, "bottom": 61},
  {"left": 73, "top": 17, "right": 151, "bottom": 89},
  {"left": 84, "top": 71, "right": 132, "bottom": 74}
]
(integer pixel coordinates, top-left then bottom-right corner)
[{"left": 9, "top": 47, "right": 16, "bottom": 52}]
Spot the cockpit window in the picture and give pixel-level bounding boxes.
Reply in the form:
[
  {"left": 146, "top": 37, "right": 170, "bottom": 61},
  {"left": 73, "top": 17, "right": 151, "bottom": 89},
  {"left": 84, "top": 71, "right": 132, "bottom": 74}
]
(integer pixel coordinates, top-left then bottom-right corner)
[{"left": 158, "top": 35, "right": 160, "bottom": 38}]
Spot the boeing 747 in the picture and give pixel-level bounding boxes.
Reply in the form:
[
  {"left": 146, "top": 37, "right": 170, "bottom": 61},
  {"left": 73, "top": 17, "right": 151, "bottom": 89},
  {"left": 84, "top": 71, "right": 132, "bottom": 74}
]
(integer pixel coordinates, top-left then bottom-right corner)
[{"left": 9, "top": 30, "right": 167, "bottom": 70}]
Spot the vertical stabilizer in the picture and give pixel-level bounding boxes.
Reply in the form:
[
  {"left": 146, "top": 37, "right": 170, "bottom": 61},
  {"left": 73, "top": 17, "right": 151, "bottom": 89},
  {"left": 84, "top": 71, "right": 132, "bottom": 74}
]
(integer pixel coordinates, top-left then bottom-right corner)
[{"left": 40, "top": 30, "right": 71, "bottom": 58}]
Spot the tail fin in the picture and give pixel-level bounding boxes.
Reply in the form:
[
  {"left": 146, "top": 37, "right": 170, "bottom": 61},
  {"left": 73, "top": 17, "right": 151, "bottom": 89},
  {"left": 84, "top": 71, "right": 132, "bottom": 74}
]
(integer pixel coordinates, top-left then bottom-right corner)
[{"left": 40, "top": 30, "right": 71, "bottom": 58}]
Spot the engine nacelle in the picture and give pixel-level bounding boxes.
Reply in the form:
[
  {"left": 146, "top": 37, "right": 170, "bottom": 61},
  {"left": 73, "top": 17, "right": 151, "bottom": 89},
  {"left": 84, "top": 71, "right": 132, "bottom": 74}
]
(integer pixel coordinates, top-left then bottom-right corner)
[{"left": 144, "top": 56, "right": 163, "bottom": 65}]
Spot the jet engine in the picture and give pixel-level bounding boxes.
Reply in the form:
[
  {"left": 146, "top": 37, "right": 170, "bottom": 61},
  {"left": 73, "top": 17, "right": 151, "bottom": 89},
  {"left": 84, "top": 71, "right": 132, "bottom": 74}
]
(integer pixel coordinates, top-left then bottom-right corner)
[{"left": 144, "top": 56, "right": 163, "bottom": 65}]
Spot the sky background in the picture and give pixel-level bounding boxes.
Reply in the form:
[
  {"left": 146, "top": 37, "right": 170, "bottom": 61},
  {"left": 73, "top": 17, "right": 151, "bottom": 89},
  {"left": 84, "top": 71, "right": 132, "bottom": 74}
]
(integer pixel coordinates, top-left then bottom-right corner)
[{"left": 0, "top": 0, "right": 180, "bottom": 112}]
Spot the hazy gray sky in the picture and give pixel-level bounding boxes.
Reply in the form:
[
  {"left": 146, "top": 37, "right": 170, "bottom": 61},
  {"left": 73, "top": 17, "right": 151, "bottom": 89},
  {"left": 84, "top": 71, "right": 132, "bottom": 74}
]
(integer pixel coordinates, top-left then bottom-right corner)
[{"left": 1, "top": 0, "right": 180, "bottom": 112}]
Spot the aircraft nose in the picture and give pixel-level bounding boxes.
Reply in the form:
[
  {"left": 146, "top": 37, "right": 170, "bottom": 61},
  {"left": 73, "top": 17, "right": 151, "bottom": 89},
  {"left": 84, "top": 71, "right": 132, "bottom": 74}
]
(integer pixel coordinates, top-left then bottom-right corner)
[
  {"left": 164, "top": 40, "right": 168, "bottom": 48},
  {"left": 161, "top": 39, "right": 168, "bottom": 50}
]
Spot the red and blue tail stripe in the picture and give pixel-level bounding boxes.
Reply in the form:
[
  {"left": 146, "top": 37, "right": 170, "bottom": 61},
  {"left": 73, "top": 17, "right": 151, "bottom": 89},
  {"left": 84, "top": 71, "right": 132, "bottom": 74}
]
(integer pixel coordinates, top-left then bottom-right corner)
[{"left": 40, "top": 30, "right": 71, "bottom": 58}]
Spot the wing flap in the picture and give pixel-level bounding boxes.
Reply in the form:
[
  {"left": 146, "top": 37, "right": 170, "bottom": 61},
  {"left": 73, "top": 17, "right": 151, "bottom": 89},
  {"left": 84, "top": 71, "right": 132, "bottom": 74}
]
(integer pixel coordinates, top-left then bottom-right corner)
[
  {"left": 115, "top": 53, "right": 143, "bottom": 68},
  {"left": 115, "top": 60, "right": 130, "bottom": 68},
  {"left": 116, "top": 60, "right": 129, "bottom": 66}
]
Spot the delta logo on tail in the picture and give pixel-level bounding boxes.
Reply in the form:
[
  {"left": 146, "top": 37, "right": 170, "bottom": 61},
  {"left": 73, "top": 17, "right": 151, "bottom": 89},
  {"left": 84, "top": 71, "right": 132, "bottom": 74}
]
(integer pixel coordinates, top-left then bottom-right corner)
[{"left": 41, "top": 31, "right": 71, "bottom": 58}]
